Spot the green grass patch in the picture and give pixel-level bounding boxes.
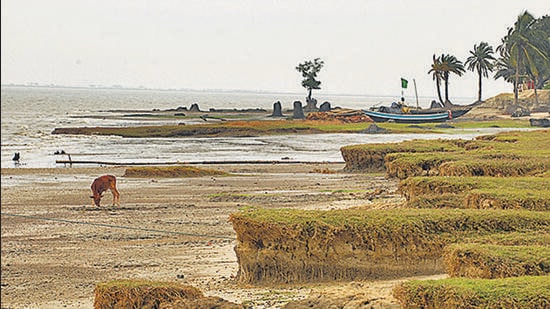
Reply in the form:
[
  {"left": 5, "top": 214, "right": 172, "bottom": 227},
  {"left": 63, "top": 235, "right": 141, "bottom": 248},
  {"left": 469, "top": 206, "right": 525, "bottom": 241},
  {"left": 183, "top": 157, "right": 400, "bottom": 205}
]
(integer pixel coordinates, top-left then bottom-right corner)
[
  {"left": 439, "top": 156, "right": 549, "bottom": 177},
  {"left": 393, "top": 275, "right": 550, "bottom": 309},
  {"left": 469, "top": 231, "right": 550, "bottom": 246},
  {"left": 341, "top": 139, "right": 466, "bottom": 171},
  {"left": 400, "top": 176, "right": 550, "bottom": 210},
  {"left": 444, "top": 244, "right": 550, "bottom": 278},
  {"left": 341, "top": 130, "right": 550, "bottom": 173},
  {"left": 386, "top": 151, "right": 548, "bottom": 179}
]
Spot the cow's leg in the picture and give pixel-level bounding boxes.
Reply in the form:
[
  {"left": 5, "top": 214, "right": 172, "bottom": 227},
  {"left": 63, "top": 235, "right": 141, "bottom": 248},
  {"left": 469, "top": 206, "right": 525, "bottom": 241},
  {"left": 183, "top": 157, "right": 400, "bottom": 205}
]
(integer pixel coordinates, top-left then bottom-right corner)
[{"left": 111, "top": 188, "right": 120, "bottom": 206}]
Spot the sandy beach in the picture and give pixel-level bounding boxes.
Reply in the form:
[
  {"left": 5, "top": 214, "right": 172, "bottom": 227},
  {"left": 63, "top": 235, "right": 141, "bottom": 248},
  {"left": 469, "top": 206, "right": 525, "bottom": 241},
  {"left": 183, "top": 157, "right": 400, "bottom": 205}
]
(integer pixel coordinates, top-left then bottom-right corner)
[{"left": 1, "top": 163, "right": 439, "bottom": 308}]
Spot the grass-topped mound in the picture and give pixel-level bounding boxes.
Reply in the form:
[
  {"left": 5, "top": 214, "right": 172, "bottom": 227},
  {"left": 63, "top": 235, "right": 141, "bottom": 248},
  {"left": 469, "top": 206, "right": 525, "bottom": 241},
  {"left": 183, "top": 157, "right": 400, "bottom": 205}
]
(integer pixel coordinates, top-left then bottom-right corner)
[
  {"left": 393, "top": 275, "right": 550, "bottom": 309},
  {"left": 469, "top": 89, "right": 550, "bottom": 116},
  {"left": 52, "top": 119, "right": 373, "bottom": 137},
  {"left": 94, "top": 279, "right": 243, "bottom": 308},
  {"left": 443, "top": 244, "right": 550, "bottom": 279},
  {"left": 229, "top": 207, "right": 549, "bottom": 284},
  {"left": 52, "top": 116, "right": 536, "bottom": 138},
  {"left": 399, "top": 176, "right": 550, "bottom": 210},
  {"left": 341, "top": 130, "right": 550, "bottom": 174},
  {"left": 385, "top": 151, "right": 548, "bottom": 179},
  {"left": 123, "top": 165, "right": 228, "bottom": 178},
  {"left": 340, "top": 139, "right": 468, "bottom": 172}
]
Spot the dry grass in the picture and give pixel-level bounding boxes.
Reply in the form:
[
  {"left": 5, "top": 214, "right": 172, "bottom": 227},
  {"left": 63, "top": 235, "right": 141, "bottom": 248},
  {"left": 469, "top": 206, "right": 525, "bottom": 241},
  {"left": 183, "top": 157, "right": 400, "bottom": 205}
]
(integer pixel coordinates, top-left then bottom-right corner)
[
  {"left": 94, "top": 279, "right": 243, "bottom": 309},
  {"left": 94, "top": 279, "right": 203, "bottom": 309},
  {"left": 123, "top": 165, "right": 228, "bottom": 178}
]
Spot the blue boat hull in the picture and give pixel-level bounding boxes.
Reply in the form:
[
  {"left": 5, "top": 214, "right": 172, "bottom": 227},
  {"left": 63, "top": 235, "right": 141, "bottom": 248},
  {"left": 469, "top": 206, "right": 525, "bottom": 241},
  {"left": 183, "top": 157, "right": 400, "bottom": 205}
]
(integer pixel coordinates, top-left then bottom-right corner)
[{"left": 363, "top": 109, "right": 468, "bottom": 123}]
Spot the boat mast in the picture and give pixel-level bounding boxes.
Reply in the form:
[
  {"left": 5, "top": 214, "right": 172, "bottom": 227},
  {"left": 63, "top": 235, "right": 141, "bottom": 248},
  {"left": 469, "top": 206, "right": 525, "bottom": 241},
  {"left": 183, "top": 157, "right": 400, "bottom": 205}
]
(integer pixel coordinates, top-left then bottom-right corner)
[{"left": 413, "top": 79, "right": 419, "bottom": 108}]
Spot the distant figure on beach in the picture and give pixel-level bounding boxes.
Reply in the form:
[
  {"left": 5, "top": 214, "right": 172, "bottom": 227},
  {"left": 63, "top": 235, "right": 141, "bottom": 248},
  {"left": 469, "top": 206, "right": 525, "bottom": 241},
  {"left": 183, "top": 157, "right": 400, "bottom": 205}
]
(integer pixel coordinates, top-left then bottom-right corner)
[
  {"left": 12, "top": 152, "right": 20, "bottom": 162},
  {"left": 90, "top": 175, "right": 120, "bottom": 207}
]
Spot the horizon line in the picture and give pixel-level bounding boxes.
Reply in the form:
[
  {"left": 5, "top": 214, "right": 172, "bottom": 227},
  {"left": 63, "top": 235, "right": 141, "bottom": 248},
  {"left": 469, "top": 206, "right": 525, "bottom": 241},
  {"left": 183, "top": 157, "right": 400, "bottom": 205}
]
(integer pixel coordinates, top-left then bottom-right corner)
[{"left": 1, "top": 83, "right": 480, "bottom": 100}]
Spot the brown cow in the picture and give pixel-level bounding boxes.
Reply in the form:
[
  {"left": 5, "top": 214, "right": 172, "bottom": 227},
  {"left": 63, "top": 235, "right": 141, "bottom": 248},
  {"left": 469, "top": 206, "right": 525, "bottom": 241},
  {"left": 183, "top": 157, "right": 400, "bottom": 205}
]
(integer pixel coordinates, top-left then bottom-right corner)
[{"left": 90, "top": 175, "right": 120, "bottom": 207}]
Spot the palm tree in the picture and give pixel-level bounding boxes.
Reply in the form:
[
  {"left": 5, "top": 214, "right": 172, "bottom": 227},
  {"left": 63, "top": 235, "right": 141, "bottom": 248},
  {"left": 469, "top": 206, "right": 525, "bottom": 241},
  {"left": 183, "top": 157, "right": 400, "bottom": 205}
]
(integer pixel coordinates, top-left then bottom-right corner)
[
  {"left": 530, "top": 15, "right": 550, "bottom": 89},
  {"left": 428, "top": 54, "right": 445, "bottom": 104},
  {"left": 494, "top": 54, "right": 517, "bottom": 86},
  {"left": 497, "top": 11, "right": 548, "bottom": 104},
  {"left": 465, "top": 42, "right": 496, "bottom": 103},
  {"left": 494, "top": 54, "right": 525, "bottom": 108},
  {"left": 439, "top": 54, "right": 466, "bottom": 105}
]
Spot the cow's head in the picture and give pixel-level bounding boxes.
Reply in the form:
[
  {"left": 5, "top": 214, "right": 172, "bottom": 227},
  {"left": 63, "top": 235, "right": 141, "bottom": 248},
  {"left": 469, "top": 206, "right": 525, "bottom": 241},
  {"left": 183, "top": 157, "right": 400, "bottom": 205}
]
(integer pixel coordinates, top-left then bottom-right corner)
[{"left": 90, "top": 194, "right": 103, "bottom": 207}]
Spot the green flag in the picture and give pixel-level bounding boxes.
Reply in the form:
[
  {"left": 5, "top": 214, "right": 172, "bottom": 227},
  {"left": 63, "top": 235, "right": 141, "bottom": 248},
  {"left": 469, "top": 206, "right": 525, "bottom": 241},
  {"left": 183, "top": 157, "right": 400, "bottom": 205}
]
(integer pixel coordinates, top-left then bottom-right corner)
[{"left": 401, "top": 78, "right": 408, "bottom": 89}]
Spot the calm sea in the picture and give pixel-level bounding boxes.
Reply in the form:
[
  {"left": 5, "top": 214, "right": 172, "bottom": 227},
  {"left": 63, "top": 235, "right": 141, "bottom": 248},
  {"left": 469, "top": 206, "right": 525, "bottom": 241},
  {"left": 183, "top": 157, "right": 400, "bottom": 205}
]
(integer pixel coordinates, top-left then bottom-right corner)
[{"left": 1, "top": 86, "right": 495, "bottom": 169}]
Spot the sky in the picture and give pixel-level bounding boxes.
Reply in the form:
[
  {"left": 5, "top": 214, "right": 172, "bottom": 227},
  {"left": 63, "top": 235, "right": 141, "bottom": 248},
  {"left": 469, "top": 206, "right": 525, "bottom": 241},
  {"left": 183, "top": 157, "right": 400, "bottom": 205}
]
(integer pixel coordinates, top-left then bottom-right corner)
[{"left": 1, "top": 0, "right": 549, "bottom": 99}]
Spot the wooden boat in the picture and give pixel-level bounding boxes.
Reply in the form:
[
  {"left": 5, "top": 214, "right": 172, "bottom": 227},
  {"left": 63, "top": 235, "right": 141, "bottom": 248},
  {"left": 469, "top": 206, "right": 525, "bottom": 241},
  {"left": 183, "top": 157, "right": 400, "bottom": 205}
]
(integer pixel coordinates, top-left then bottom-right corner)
[{"left": 363, "top": 103, "right": 471, "bottom": 124}]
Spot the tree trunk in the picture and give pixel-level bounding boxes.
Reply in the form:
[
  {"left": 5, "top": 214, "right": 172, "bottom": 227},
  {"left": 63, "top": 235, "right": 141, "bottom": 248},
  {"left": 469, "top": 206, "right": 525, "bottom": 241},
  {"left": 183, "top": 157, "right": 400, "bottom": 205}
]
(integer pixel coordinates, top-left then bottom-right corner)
[
  {"left": 477, "top": 69, "right": 483, "bottom": 102},
  {"left": 436, "top": 80, "right": 444, "bottom": 104},
  {"left": 533, "top": 74, "right": 539, "bottom": 108},
  {"left": 307, "top": 88, "right": 312, "bottom": 103},
  {"left": 514, "top": 55, "right": 519, "bottom": 105},
  {"left": 444, "top": 76, "right": 450, "bottom": 103}
]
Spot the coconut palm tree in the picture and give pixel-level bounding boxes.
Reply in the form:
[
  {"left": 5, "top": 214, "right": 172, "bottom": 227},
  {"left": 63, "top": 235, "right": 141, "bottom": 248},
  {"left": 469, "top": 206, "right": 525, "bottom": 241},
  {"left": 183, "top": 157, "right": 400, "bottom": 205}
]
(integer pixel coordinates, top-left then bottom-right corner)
[
  {"left": 497, "top": 11, "right": 548, "bottom": 104},
  {"left": 530, "top": 15, "right": 550, "bottom": 89},
  {"left": 428, "top": 54, "right": 445, "bottom": 104},
  {"left": 439, "top": 54, "right": 465, "bottom": 105},
  {"left": 465, "top": 42, "right": 496, "bottom": 103},
  {"left": 494, "top": 54, "right": 517, "bottom": 86}
]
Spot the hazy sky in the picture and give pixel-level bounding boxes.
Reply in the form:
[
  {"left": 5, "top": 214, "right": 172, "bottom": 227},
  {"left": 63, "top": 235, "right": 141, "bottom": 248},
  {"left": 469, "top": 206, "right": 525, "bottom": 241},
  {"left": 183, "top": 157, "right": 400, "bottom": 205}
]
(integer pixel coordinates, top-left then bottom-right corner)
[{"left": 1, "top": 1, "right": 548, "bottom": 99}]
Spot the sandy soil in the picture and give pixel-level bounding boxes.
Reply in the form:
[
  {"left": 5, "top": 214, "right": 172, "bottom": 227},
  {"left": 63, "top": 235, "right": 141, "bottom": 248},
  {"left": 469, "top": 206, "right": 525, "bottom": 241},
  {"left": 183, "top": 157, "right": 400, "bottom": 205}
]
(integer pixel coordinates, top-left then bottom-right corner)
[{"left": 1, "top": 163, "right": 443, "bottom": 308}]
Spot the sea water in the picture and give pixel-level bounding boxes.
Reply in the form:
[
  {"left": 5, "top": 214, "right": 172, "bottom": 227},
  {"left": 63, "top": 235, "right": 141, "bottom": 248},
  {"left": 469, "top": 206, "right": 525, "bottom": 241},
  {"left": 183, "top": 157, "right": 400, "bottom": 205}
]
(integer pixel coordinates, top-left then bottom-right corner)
[{"left": 1, "top": 86, "right": 505, "bottom": 169}]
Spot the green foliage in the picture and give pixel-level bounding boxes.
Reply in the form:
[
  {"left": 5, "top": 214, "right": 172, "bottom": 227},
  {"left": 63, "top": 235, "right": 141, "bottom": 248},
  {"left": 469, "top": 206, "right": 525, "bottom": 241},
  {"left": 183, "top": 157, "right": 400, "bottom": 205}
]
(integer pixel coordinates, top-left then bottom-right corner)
[
  {"left": 428, "top": 53, "right": 465, "bottom": 103},
  {"left": 496, "top": 11, "right": 550, "bottom": 101},
  {"left": 465, "top": 42, "right": 496, "bottom": 101},
  {"left": 296, "top": 58, "right": 324, "bottom": 100}
]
